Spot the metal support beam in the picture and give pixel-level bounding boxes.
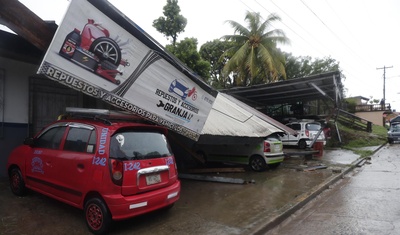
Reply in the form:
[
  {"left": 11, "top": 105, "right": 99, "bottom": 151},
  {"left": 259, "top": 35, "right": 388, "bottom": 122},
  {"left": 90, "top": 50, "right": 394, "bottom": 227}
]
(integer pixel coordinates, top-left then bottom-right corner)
[
  {"left": 308, "top": 82, "right": 334, "bottom": 102},
  {"left": 0, "top": 0, "right": 55, "bottom": 51}
]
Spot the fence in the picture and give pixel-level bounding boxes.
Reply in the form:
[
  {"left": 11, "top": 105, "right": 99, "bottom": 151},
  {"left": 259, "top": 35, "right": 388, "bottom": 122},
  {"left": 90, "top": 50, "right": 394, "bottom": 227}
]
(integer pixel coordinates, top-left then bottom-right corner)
[
  {"left": 355, "top": 104, "right": 391, "bottom": 112},
  {"left": 337, "top": 109, "right": 372, "bottom": 132}
]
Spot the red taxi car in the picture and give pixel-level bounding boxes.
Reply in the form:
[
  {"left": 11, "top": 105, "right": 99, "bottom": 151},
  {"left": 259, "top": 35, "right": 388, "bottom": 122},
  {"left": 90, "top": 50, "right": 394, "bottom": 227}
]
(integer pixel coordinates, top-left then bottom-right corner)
[{"left": 6, "top": 108, "right": 180, "bottom": 234}]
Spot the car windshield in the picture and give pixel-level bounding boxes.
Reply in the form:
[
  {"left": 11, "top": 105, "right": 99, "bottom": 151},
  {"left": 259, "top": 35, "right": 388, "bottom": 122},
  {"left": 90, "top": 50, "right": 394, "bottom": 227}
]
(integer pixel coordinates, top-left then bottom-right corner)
[
  {"left": 391, "top": 124, "right": 400, "bottom": 132},
  {"left": 110, "top": 131, "right": 172, "bottom": 160},
  {"left": 305, "top": 123, "right": 321, "bottom": 131}
]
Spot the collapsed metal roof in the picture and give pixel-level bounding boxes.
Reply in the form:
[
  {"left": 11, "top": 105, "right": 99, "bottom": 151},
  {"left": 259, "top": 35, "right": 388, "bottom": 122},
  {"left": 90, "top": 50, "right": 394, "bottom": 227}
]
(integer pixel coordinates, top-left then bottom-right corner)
[
  {"left": 221, "top": 71, "right": 342, "bottom": 108},
  {"left": 201, "top": 93, "right": 296, "bottom": 138},
  {"left": 198, "top": 72, "right": 342, "bottom": 142}
]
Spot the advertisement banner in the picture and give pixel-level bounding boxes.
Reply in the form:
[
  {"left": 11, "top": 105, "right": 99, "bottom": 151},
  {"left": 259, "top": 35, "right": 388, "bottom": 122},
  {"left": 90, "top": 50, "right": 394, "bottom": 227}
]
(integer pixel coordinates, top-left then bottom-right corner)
[{"left": 37, "top": 0, "right": 217, "bottom": 141}]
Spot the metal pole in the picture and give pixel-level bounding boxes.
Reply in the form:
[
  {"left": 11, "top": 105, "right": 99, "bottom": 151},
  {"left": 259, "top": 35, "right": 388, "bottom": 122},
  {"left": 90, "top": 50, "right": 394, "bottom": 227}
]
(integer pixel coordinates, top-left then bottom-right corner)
[{"left": 377, "top": 66, "right": 393, "bottom": 103}]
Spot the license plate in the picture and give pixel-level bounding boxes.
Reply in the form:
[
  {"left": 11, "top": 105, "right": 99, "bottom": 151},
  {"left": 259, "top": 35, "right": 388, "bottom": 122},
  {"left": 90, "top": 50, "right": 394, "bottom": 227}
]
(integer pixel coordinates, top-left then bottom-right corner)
[
  {"left": 273, "top": 144, "right": 281, "bottom": 152},
  {"left": 146, "top": 174, "right": 161, "bottom": 185}
]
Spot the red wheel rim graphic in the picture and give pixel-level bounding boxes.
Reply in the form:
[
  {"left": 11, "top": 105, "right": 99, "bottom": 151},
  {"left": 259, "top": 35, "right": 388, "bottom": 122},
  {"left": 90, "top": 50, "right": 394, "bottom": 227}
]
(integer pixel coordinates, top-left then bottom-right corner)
[{"left": 86, "top": 203, "right": 103, "bottom": 230}]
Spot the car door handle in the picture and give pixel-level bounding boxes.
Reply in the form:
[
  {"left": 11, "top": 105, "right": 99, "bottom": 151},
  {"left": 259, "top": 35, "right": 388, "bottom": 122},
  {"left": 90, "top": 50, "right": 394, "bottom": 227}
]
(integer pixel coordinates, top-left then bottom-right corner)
[{"left": 77, "top": 163, "right": 84, "bottom": 169}]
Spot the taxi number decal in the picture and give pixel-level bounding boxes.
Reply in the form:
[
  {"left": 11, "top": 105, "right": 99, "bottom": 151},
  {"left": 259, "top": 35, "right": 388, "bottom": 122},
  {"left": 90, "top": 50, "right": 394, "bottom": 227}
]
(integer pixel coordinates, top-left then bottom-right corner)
[
  {"left": 124, "top": 162, "right": 141, "bottom": 171},
  {"left": 92, "top": 156, "right": 106, "bottom": 166},
  {"left": 166, "top": 157, "right": 174, "bottom": 165}
]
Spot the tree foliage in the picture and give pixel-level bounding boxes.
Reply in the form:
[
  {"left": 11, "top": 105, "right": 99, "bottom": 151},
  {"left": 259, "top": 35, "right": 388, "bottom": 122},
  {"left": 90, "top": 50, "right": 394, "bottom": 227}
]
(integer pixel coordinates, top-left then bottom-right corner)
[
  {"left": 285, "top": 53, "right": 340, "bottom": 79},
  {"left": 152, "top": 3, "right": 343, "bottom": 92},
  {"left": 166, "top": 37, "right": 211, "bottom": 81},
  {"left": 199, "top": 39, "right": 235, "bottom": 89},
  {"left": 153, "top": 0, "right": 187, "bottom": 48},
  {"left": 221, "top": 11, "right": 289, "bottom": 86}
]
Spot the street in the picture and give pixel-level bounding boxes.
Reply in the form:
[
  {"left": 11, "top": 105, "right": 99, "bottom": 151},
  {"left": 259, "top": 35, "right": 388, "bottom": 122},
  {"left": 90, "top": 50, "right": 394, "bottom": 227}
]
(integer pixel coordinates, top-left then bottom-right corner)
[
  {"left": 0, "top": 148, "right": 367, "bottom": 235},
  {"left": 267, "top": 144, "right": 400, "bottom": 235}
]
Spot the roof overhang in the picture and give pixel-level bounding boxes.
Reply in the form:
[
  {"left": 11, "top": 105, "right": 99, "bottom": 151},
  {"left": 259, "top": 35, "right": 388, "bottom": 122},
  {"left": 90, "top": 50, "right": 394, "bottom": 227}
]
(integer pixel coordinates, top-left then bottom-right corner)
[
  {"left": 0, "top": 30, "right": 44, "bottom": 64},
  {"left": 221, "top": 71, "right": 342, "bottom": 108}
]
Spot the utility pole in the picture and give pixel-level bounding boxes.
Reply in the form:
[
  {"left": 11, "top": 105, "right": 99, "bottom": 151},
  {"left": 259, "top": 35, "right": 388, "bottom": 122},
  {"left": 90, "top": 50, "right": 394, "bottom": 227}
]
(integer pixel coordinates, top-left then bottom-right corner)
[{"left": 376, "top": 65, "right": 393, "bottom": 103}]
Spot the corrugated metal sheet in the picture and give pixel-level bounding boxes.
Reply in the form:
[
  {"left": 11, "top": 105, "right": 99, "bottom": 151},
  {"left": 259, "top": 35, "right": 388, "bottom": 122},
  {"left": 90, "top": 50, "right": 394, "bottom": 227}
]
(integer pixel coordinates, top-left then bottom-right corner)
[
  {"left": 201, "top": 93, "right": 290, "bottom": 137},
  {"left": 222, "top": 71, "right": 342, "bottom": 106},
  {"left": 202, "top": 72, "right": 343, "bottom": 139},
  {"left": 222, "top": 93, "right": 297, "bottom": 135}
]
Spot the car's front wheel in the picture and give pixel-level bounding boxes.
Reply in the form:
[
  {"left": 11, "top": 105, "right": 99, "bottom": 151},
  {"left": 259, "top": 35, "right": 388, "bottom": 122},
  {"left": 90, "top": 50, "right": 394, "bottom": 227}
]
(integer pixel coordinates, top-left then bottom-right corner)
[
  {"left": 84, "top": 197, "right": 112, "bottom": 235},
  {"left": 298, "top": 139, "right": 307, "bottom": 149},
  {"left": 9, "top": 168, "right": 27, "bottom": 196},
  {"left": 249, "top": 155, "right": 267, "bottom": 172}
]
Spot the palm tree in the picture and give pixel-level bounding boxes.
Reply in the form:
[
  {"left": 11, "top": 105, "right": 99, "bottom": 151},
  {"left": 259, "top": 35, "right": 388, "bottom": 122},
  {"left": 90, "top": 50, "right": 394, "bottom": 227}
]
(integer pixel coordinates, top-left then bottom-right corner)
[{"left": 221, "top": 11, "right": 289, "bottom": 86}]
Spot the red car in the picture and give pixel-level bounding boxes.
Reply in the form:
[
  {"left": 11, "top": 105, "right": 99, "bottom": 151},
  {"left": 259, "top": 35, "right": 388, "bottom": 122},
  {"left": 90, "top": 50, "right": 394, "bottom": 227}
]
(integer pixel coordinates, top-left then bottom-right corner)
[{"left": 6, "top": 108, "right": 180, "bottom": 234}]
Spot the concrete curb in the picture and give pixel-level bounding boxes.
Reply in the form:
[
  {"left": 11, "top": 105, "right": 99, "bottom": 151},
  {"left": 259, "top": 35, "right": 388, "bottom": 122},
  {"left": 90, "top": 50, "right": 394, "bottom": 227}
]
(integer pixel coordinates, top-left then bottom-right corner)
[{"left": 249, "top": 144, "right": 386, "bottom": 235}]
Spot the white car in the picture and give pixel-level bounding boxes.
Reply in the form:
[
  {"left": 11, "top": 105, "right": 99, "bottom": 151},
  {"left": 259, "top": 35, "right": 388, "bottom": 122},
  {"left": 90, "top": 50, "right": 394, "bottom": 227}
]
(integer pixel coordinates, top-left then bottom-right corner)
[
  {"left": 281, "top": 120, "right": 326, "bottom": 149},
  {"left": 194, "top": 133, "right": 284, "bottom": 172}
]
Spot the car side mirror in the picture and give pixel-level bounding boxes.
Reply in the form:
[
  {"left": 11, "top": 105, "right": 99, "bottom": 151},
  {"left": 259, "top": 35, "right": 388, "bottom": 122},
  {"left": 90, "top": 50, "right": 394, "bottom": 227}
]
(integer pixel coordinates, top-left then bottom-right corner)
[{"left": 23, "top": 137, "right": 34, "bottom": 146}]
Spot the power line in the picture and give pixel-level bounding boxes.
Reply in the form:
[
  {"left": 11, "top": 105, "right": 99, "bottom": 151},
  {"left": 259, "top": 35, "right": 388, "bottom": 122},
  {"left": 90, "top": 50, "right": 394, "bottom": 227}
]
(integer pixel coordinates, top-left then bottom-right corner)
[
  {"left": 300, "top": 0, "right": 372, "bottom": 71},
  {"left": 324, "top": 0, "right": 361, "bottom": 46},
  {"left": 263, "top": 0, "right": 365, "bottom": 81},
  {"left": 258, "top": 0, "right": 327, "bottom": 57},
  {"left": 239, "top": 0, "right": 331, "bottom": 58},
  {"left": 237, "top": 0, "right": 380, "bottom": 93}
]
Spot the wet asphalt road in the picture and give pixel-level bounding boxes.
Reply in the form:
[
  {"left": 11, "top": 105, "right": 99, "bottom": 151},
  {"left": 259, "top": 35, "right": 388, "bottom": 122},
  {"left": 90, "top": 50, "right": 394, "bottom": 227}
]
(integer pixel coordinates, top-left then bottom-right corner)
[
  {"left": 0, "top": 148, "right": 363, "bottom": 235},
  {"left": 267, "top": 143, "right": 400, "bottom": 235}
]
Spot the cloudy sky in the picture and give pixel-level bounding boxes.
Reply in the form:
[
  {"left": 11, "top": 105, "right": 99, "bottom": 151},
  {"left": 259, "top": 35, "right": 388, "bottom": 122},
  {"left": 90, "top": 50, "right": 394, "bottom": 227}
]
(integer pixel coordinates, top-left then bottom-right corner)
[{"left": 9, "top": 0, "right": 400, "bottom": 111}]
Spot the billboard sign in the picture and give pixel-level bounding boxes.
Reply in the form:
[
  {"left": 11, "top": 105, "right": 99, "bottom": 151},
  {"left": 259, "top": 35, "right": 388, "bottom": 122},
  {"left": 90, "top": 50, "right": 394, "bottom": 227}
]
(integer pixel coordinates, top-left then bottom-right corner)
[{"left": 37, "top": 0, "right": 217, "bottom": 141}]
